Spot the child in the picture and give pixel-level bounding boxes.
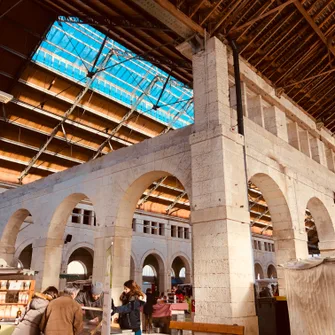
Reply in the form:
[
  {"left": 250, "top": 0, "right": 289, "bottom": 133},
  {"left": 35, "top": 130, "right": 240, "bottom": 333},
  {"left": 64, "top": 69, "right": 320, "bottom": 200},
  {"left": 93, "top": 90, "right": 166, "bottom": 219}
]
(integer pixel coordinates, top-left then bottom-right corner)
[{"left": 112, "top": 280, "right": 145, "bottom": 335}]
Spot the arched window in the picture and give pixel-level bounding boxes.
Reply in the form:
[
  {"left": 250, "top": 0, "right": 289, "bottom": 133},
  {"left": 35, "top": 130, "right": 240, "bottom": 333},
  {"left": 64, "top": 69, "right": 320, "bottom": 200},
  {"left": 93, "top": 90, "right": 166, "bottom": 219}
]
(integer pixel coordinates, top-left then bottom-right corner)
[
  {"left": 67, "top": 261, "right": 86, "bottom": 275},
  {"left": 179, "top": 267, "right": 185, "bottom": 278},
  {"left": 143, "top": 265, "right": 156, "bottom": 277},
  {"left": 267, "top": 264, "right": 277, "bottom": 279},
  {"left": 254, "top": 263, "right": 264, "bottom": 280}
]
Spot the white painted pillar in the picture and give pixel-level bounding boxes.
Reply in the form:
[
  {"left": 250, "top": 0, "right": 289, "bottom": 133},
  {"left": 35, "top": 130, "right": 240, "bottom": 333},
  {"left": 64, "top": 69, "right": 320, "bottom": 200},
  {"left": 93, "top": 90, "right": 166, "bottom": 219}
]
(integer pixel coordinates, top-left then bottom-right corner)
[{"left": 191, "top": 37, "right": 258, "bottom": 334}]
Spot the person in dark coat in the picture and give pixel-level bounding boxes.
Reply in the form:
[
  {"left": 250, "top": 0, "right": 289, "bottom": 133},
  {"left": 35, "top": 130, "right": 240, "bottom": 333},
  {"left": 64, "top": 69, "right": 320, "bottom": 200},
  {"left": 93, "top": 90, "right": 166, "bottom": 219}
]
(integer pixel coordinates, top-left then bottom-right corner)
[
  {"left": 40, "top": 285, "right": 83, "bottom": 335},
  {"left": 12, "top": 286, "right": 58, "bottom": 335},
  {"left": 112, "top": 280, "right": 145, "bottom": 335},
  {"left": 143, "top": 288, "right": 156, "bottom": 333},
  {"left": 75, "top": 282, "right": 104, "bottom": 324}
]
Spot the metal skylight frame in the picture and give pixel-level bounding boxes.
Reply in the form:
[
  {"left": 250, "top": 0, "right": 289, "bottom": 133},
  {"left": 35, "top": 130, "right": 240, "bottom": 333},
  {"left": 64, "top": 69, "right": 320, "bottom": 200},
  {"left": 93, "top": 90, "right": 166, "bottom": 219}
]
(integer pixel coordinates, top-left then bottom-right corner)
[{"left": 32, "top": 18, "right": 194, "bottom": 129}]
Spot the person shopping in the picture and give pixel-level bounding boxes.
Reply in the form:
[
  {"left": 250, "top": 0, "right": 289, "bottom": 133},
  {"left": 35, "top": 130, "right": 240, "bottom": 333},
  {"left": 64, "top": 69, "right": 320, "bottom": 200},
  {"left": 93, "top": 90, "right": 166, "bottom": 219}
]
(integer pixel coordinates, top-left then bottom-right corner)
[
  {"left": 143, "top": 288, "right": 156, "bottom": 334},
  {"left": 112, "top": 280, "right": 145, "bottom": 335},
  {"left": 12, "top": 286, "right": 58, "bottom": 335},
  {"left": 76, "top": 282, "right": 104, "bottom": 324},
  {"left": 40, "top": 285, "right": 83, "bottom": 335}
]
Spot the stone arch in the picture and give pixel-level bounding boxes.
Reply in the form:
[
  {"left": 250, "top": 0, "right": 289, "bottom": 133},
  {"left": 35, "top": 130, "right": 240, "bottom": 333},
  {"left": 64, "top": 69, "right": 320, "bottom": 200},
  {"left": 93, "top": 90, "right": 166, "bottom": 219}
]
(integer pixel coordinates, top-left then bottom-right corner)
[
  {"left": 249, "top": 173, "right": 292, "bottom": 232},
  {"left": 48, "top": 193, "right": 95, "bottom": 240},
  {"left": 39, "top": 193, "right": 97, "bottom": 290},
  {"left": 267, "top": 264, "right": 277, "bottom": 279},
  {"left": 110, "top": 169, "right": 190, "bottom": 297},
  {"left": 64, "top": 242, "right": 94, "bottom": 265},
  {"left": 0, "top": 208, "right": 33, "bottom": 265},
  {"left": 306, "top": 197, "right": 334, "bottom": 249},
  {"left": 141, "top": 251, "right": 166, "bottom": 294},
  {"left": 18, "top": 244, "right": 33, "bottom": 269},
  {"left": 14, "top": 237, "right": 36, "bottom": 260},
  {"left": 254, "top": 263, "right": 264, "bottom": 279},
  {"left": 67, "top": 248, "right": 93, "bottom": 277},
  {"left": 170, "top": 252, "right": 192, "bottom": 284},
  {"left": 115, "top": 170, "right": 191, "bottom": 229}
]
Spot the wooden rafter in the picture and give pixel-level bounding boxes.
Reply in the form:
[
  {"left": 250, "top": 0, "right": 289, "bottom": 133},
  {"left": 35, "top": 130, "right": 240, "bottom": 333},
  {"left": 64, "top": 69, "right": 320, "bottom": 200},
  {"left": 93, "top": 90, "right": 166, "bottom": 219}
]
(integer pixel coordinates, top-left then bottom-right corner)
[{"left": 294, "top": 1, "right": 335, "bottom": 58}]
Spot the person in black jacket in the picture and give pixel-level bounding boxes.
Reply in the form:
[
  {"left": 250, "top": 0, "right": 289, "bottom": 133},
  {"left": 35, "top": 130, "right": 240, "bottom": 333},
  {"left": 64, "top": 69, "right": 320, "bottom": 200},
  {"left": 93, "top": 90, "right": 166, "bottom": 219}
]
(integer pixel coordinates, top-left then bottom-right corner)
[
  {"left": 143, "top": 288, "right": 156, "bottom": 334},
  {"left": 112, "top": 280, "right": 145, "bottom": 335}
]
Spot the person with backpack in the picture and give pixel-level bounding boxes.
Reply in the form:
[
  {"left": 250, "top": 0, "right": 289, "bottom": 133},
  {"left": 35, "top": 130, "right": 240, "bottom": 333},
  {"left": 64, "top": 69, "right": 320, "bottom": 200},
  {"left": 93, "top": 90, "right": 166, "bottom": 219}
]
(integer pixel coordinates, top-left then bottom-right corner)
[
  {"left": 112, "top": 280, "right": 145, "bottom": 335},
  {"left": 12, "top": 286, "right": 58, "bottom": 335}
]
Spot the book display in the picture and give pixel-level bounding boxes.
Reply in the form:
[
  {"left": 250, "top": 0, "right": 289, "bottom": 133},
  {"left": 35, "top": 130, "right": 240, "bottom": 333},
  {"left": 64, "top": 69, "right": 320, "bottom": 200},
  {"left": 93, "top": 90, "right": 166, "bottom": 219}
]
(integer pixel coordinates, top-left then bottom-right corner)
[{"left": 0, "top": 275, "right": 35, "bottom": 324}]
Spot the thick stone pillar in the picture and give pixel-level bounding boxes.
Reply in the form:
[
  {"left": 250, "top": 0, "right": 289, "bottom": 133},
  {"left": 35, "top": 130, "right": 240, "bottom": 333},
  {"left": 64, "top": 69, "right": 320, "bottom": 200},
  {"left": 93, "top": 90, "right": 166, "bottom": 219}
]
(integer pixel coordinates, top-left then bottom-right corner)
[
  {"left": 93, "top": 226, "right": 132, "bottom": 335},
  {"left": 31, "top": 238, "right": 64, "bottom": 291},
  {"left": 272, "top": 229, "right": 307, "bottom": 295},
  {"left": 191, "top": 37, "right": 258, "bottom": 334}
]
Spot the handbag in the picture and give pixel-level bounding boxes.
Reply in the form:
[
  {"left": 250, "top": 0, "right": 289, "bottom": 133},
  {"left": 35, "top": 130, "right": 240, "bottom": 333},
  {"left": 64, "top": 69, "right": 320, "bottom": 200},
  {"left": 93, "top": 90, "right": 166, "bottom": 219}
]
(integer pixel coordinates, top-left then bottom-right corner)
[{"left": 119, "top": 301, "right": 134, "bottom": 330}]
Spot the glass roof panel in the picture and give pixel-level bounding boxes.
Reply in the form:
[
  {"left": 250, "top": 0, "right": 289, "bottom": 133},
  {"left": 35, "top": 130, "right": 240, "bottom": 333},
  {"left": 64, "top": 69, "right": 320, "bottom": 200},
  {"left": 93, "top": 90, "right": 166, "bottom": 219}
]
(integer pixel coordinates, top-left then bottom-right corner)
[{"left": 32, "top": 18, "right": 194, "bottom": 129}]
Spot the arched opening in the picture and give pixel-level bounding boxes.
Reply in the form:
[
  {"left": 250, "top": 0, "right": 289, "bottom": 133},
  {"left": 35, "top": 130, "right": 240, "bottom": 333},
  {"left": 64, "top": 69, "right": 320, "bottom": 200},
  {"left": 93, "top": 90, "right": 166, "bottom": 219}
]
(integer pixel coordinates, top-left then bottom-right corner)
[
  {"left": 306, "top": 197, "right": 334, "bottom": 256},
  {"left": 171, "top": 256, "right": 191, "bottom": 285},
  {"left": 18, "top": 244, "right": 33, "bottom": 269},
  {"left": 41, "top": 193, "right": 96, "bottom": 289},
  {"left": 142, "top": 264, "right": 157, "bottom": 293},
  {"left": 67, "top": 247, "right": 93, "bottom": 279},
  {"left": 113, "top": 170, "right": 191, "bottom": 297},
  {"left": 248, "top": 173, "right": 301, "bottom": 292},
  {"left": 267, "top": 264, "right": 277, "bottom": 279},
  {"left": 142, "top": 254, "right": 165, "bottom": 294},
  {"left": 254, "top": 263, "right": 264, "bottom": 279},
  {"left": 67, "top": 260, "right": 87, "bottom": 275},
  {"left": 0, "top": 209, "right": 33, "bottom": 265}
]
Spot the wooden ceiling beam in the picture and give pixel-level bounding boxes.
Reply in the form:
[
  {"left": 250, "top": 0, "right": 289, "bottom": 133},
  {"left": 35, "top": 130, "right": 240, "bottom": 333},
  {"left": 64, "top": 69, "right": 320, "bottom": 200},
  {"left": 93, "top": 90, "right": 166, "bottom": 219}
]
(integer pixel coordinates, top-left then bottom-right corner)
[
  {"left": 294, "top": 1, "right": 335, "bottom": 58},
  {"left": 189, "top": 0, "right": 206, "bottom": 19},
  {"left": 254, "top": 16, "right": 302, "bottom": 68},
  {"left": 0, "top": 137, "right": 85, "bottom": 165},
  {"left": 152, "top": 0, "right": 205, "bottom": 37},
  {"left": 230, "top": 0, "right": 297, "bottom": 35},
  {"left": 0, "top": 118, "right": 110, "bottom": 156}
]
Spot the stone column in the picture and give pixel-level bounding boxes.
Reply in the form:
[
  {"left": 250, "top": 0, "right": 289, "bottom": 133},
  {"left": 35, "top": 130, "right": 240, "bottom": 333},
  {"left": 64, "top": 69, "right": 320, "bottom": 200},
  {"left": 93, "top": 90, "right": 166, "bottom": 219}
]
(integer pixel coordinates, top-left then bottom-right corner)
[
  {"left": 191, "top": 37, "right": 258, "bottom": 334},
  {"left": 93, "top": 225, "right": 132, "bottom": 335},
  {"left": 31, "top": 237, "right": 64, "bottom": 291},
  {"left": 272, "top": 229, "right": 307, "bottom": 294}
]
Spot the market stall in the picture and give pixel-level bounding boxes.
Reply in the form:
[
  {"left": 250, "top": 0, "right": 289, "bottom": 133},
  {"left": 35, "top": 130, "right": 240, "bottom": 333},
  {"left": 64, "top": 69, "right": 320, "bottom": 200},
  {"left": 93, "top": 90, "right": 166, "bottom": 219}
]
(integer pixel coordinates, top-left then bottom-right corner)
[{"left": 0, "top": 260, "right": 35, "bottom": 335}]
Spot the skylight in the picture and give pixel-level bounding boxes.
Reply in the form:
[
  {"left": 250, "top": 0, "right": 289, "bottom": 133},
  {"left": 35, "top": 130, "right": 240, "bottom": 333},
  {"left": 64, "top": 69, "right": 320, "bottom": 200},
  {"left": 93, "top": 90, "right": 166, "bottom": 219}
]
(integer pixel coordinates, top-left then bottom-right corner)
[{"left": 32, "top": 18, "right": 194, "bottom": 129}]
